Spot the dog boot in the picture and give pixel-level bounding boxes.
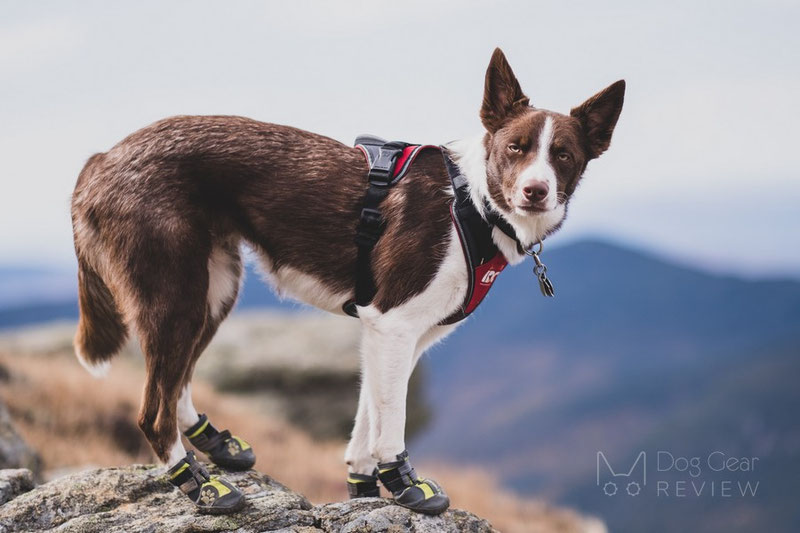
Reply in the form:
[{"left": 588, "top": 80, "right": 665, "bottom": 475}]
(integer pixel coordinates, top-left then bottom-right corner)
[
  {"left": 347, "top": 470, "right": 380, "bottom": 498},
  {"left": 184, "top": 413, "right": 255, "bottom": 471},
  {"left": 376, "top": 450, "right": 450, "bottom": 515},
  {"left": 167, "top": 451, "right": 245, "bottom": 514}
]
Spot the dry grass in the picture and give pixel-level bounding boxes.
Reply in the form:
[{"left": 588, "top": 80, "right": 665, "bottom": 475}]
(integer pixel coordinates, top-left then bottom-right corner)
[{"left": 0, "top": 321, "right": 604, "bottom": 533}]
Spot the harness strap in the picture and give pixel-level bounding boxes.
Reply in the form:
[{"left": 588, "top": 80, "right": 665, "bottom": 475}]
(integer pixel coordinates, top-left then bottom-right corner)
[
  {"left": 440, "top": 149, "right": 521, "bottom": 324},
  {"left": 352, "top": 141, "right": 409, "bottom": 309},
  {"left": 346, "top": 137, "right": 435, "bottom": 317},
  {"left": 344, "top": 137, "right": 519, "bottom": 322}
]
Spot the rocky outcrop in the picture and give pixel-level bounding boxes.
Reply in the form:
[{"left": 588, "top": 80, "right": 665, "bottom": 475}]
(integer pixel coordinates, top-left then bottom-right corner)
[
  {"left": 0, "top": 465, "right": 496, "bottom": 532},
  {"left": 0, "top": 469, "right": 34, "bottom": 506},
  {"left": 194, "top": 312, "right": 430, "bottom": 441},
  {"left": 0, "top": 319, "right": 604, "bottom": 532},
  {"left": 0, "top": 398, "right": 41, "bottom": 476}
]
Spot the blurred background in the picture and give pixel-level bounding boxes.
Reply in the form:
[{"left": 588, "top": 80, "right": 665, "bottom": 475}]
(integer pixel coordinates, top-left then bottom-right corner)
[{"left": 1, "top": 2, "right": 798, "bottom": 532}]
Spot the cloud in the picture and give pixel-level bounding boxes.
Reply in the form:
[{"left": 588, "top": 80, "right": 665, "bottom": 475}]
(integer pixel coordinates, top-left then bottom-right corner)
[
  {"left": 0, "top": 17, "right": 84, "bottom": 76},
  {"left": 0, "top": 2, "right": 798, "bottom": 276}
]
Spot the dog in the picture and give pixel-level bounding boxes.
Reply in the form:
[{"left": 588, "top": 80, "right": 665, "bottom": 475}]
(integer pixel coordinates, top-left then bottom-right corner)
[{"left": 70, "top": 48, "right": 624, "bottom": 515}]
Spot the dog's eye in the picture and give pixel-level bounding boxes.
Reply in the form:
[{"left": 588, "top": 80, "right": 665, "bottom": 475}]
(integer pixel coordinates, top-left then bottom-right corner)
[
  {"left": 508, "top": 144, "right": 521, "bottom": 153},
  {"left": 557, "top": 151, "right": 572, "bottom": 162}
]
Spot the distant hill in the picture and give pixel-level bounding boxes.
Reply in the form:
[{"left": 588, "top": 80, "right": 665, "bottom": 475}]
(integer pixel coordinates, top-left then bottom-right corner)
[
  {"left": 413, "top": 240, "right": 800, "bottom": 533},
  {"left": 2, "top": 240, "right": 799, "bottom": 532},
  {"left": 0, "top": 266, "right": 78, "bottom": 312},
  {"left": 0, "top": 263, "right": 286, "bottom": 330}
]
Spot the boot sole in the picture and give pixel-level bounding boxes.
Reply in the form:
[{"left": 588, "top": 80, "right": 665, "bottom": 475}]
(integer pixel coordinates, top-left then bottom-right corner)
[
  {"left": 395, "top": 499, "right": 450, "bottom": 516},
  {"left": 196, "top": 495, "right": 246, "bottom": 515},
  {"left": 209, "top": 458, "right": 255, "bottom": 471}
]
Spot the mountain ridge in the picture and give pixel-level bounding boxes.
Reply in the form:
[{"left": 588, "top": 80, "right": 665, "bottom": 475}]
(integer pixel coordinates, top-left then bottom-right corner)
[
  {"left": 1, "top": 239, "right": 798, "bottom": 532},
  {"left": 2, "top": 238, "right": 797, "bottom": 329}
]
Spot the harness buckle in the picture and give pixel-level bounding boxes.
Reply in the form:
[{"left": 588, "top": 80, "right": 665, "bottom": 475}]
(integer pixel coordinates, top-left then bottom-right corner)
[
  {"left": 355, "top": 207, "right": 384, "bottom": 247},
  {"left": 368, "top": 142, "right": 408, "bottom": 185}
]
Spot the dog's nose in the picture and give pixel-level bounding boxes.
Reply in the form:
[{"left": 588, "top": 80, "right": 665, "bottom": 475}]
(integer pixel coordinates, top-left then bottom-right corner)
[{"left": 522, "top": 182, "right": 549, "bottom": 203}]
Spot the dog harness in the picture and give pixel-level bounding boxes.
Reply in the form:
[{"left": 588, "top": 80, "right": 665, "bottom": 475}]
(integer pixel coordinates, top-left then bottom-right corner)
[{"left": 343, "top": 135, "right": 522, "bottom": 324}]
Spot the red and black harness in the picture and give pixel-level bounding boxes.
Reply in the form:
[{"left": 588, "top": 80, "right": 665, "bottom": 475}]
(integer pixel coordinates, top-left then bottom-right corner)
[{"left": 343, "top": 136, "right": 528, "bottom": 323}]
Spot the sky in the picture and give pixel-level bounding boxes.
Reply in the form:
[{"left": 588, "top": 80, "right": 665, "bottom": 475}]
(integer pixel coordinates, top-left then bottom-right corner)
[{"left": 1, "top": 1, "right": 798, "bottom": 278}]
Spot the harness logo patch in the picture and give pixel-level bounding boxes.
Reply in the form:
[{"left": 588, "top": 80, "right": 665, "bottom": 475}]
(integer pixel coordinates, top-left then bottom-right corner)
[{"left": 481, "top": 270, "right": 500, "bottom": 284}]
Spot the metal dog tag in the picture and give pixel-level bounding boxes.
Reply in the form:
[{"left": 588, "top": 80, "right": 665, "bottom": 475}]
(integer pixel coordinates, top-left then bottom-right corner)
[
  {"left": 526, "top": 240, "right": 555, "bottom": 298},
  {"left": 532, "top": 255, "right": 555, "bottom": 297},
  {"left": 536, "top": 267, "right": 555, "bottom": 297}
]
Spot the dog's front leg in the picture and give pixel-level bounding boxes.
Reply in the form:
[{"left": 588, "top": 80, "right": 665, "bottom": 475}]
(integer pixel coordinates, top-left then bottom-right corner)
[
  {"left": 345, "top": 324, "right": 458, "bottom": 483},
  {"left": 344, "top": 372, "right": 377, "bottom": 481},
  {"left": 344, "top": 322, "right": 414, "bottom": 498},
  {"left": 361, "top": 325, "right": 416, "bottom": 462},
  {"left": 347, "top": 316, "right": 450, "bottom": 514}
]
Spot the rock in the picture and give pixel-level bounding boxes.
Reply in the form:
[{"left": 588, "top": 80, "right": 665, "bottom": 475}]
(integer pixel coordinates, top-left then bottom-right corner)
[
  {"left": 315, "top": 499, "right": 496, "bottom": 533},
  {"left": 0, "top": 400, "right": 41, "bottom": 476},
  {"left": 0, "top": 465, "right": 496, "bottom": 533},
  {"left": 195, "top": 312, "right": 431, "bottom": 442},
  {"left": 0, "top": 314, "right": 432, "bottom": 443},
  {"left": 0, "top": 469, "right": 34, "bottom": 505}
]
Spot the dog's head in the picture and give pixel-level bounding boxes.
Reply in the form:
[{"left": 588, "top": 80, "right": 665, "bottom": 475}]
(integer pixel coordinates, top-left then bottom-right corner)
[{"left": 480, "top": 48, "right": 625, "bottom": 237}]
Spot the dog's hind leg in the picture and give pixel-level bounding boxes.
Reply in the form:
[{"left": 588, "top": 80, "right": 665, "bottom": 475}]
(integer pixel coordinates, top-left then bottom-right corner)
[
  {"left": 132, "top": 238, "right": 245, "bottom": 514},
  {"left": 177, "top": 381, "right": 256, "bottom": 472},
  {"left": 177, "top": 383, "right": 201, "bottom": 433},
  {"left": 135, "top": 274, "right": 208, "bottom": 467},
  {"left": 178, "top": 244, "right": 255, "bottom": 472}
]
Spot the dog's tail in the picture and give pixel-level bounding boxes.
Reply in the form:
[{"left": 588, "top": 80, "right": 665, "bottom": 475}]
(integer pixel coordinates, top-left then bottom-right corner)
[
  {"left": 72, "top": 154, "right": 129, "bottom": 378},
  {"left": 74, "top": 257, "right": 129, "bottom": 378}
]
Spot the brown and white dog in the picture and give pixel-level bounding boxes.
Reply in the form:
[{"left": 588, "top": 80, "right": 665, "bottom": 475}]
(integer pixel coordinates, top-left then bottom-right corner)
[{"left": 71, "top": 48, "right": 624, "bottom": 514}]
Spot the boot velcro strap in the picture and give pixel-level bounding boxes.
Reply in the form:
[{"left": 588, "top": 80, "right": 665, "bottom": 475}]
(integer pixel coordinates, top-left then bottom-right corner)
[
  {"left": 184, "top": 414, "right": 211, "bottom": 439},
  {"left": 184, "top": 414, "right": 229, "bottom": 455},
  {"left": 377, "top": 460, "right": 419, "bottom": 495},
  {"left": 188, "top": 459, "right": 211, "bottom": 482},
  {"left": 168, "top": 452, "right": 211, "bottom": 497},
  {"left": 198, "top": 429, "right": 231, "bottom": 454},
  {"left": 179, "top": 478, "right": 200, "bottom": 494},
  {"left": 347, "top": 473, "right": 379, "bottom": 498},
  {"left": 188, "top": 422, "right": 230, "bottom": 455}
]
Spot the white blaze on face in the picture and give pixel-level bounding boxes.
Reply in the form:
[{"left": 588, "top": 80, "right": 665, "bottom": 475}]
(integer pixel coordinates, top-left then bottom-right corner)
[{"left": 514, "top": 116, "right": 557, "bottom": 213}]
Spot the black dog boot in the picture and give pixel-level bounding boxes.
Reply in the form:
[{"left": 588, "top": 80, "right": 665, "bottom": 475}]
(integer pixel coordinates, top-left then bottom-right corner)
[
  {"left": 376, "top": 450, "right": 449, "bottom": 515},
  {"left": 347, "top": 470, "right": 380, "bottom": 498},
  {"left": 167, "top": 451, "right": 245, "bottom": 514},
  {"left": 184, "top": 414, "right": 255, "bottom": 471}
]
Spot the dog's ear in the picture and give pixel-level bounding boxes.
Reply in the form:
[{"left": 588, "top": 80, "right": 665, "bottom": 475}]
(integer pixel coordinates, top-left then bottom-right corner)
[
  {"left": 480, "top": 48, "right": 530, "bottom": 133},
  {"left": 570, "top": 80, "right": 625, "bottom": 159}
]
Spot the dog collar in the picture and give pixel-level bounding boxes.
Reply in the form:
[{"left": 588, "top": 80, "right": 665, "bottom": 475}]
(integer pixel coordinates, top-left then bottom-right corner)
[{"left": 481, "top": 200, "right": 524, "bottom": 252}]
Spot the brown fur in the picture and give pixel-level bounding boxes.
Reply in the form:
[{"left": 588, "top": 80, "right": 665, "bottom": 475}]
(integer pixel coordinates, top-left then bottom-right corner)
[
  {"left": 71, "top": 117, "right": 451, "bottom": 459},
  {"left": 71, "top": 48, "right": 623, "bottom": 462}
]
